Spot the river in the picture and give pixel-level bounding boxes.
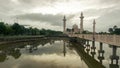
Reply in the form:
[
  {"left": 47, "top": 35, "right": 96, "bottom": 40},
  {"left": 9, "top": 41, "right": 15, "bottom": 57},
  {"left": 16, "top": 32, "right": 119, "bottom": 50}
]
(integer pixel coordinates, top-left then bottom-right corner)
[{"left": 0, "top": 37, "right": 119, "bottom": 68}]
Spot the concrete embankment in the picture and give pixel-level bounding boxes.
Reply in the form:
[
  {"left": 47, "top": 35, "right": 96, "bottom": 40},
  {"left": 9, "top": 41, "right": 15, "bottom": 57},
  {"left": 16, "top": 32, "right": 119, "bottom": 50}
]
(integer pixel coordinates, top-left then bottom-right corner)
[{"left": 0, "top": 36, "right": 44, "bottom": 45}]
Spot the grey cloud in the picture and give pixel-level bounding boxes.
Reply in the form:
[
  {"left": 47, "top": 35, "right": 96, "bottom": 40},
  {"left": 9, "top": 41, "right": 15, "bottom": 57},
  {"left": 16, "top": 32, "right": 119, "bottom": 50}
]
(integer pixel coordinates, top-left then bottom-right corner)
[
  {"left": 80, "top": 2, "right": 120, "bottom": 32},
  {"left": 0, "top": 0, "right": 120, "bottom": 32},
  {"left": 18, "top": 0, "right": 51, "bottom": 7},
  {"left": 18, "top": 0, "right": 73, "bottom": 6},
  {"left": 84, "top": 6, "right": 116, "bottom": 19},
  {"left": 15, "top": 13, "right": 74, "bottom": 26},
  {"left": 19, "top": 0, "right": 57, "bottom": 3},
  {"left": 0, "top": 0, "right": 15, "bottom": 17},
  {"left": 99, "top": 0, "right": 120, "bottom": 4},
  {"left": 95, "top": 8, "right": 120, "bottom": 32},
  {"left": 0, "top": 0, "right": 60, "bottom": 17},
  {"left": 97, "top": 8, "right": 120, "bottom": 25},
  {"left": 18, "top": 0, "right": 76, "bottom": 3},
  {"left": 0, "top": 0, "right": 32, "bottom": 18}
]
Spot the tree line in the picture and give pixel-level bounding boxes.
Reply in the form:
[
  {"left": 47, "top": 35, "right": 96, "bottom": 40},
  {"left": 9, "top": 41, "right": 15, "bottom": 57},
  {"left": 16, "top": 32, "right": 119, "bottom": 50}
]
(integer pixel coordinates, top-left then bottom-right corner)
[
  {"left": 108, "top": 25, "right": 120, "bottom": 35},
  {"left": 0, "top": 22, "right": 63, "bottom": 36}
]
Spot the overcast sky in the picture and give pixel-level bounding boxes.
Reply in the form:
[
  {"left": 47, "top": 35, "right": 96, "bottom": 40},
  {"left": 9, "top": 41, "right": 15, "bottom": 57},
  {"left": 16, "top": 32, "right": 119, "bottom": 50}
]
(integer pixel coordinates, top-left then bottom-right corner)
[{"left": 0, "top": 0, "right": 120, "bottom": 32}]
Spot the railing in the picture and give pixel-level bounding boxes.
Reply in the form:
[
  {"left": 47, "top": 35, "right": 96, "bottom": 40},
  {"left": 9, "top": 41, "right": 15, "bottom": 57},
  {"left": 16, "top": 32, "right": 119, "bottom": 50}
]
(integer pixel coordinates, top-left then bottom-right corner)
[{"left": 68, "top": 34, "right": 120, "bottom": 46}]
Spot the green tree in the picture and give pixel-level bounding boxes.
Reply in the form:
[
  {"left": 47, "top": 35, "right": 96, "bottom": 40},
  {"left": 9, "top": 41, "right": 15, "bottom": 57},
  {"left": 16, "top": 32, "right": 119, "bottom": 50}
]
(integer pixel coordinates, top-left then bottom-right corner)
[
  {"left": 113, "top": 25, "right": 117, "bottom": 30},
  {"left": 0, "top": 22, "right": 6, "bottom": 35},
  {"left": 0, "top": 22, "right": 63, "bottom": 36},
  {"left": 11, "top": 23, "right": 25, "bottom": 35},
  {"left": 39, "top": 29, "right": 46, "bottom": 35},
  {"left": 114, "top": 28, "right": 120, "bottom": 35},
  {"left": 108, "top": 25, "right": 120, "bottom": 35},
  {"left": 108, "top": 28, "right": 113, "bottom": 34},
  {"left": 5, "top": 25, "right": 14, "bottom": 35}
]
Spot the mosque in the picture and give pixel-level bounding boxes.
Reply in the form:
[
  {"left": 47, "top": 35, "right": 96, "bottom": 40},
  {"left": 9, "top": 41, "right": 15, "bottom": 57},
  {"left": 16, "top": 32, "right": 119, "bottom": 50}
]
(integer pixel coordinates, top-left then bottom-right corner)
[{"left": 63, "top": 12, "right": 84, "bottom": 34}]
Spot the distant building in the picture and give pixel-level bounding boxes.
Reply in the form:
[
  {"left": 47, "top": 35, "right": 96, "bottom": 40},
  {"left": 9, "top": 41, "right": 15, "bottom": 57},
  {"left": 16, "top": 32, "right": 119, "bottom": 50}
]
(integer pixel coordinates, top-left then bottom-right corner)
[
  {"left": 72, "top": 24, "right": 79, "bottom": 33},
  {"left": 63, "top": 12, "right": 87, "bottom": 34},
  {"left": 66, "top": 24, "right": 80, "bottom": 34},
  {"left": 65, "top": 12, "right": 84, "bottom": 34}
]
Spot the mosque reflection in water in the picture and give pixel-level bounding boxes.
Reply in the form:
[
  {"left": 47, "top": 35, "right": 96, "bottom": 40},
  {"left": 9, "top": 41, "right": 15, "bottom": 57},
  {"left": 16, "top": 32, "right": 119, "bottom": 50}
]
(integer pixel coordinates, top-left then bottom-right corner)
[{"left": 0, "top": 38, "right": 119, "bottom": 68}]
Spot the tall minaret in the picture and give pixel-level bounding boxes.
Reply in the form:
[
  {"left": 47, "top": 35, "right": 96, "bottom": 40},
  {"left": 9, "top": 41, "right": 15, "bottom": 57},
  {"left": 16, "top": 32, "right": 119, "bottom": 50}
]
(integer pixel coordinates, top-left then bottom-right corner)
[
  {"left": 93, "top": 19, "right": 96, "bottom": 41},
  {"left": 63, "top": 16, "right": 66, "bottom": 34},
  {"left": 80, "top": 12, "right": 84, "bottom": 33}
]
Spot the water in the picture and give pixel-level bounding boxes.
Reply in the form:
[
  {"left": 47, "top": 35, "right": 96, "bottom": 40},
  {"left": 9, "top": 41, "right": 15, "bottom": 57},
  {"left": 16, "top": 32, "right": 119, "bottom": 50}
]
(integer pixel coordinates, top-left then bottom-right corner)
[
  {"left": 0, "top": 38, "right": 119, "bottom": 68},
  {"left": 87, "top": 41, "right": 120, "bottom": 68}
]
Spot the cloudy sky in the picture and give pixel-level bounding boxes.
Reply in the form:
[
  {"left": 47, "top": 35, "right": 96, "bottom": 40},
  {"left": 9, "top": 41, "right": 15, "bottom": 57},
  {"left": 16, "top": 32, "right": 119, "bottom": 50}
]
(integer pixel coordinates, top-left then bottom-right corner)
[{"left": 0, "top": 0, "right": 120, "bottom": 32}]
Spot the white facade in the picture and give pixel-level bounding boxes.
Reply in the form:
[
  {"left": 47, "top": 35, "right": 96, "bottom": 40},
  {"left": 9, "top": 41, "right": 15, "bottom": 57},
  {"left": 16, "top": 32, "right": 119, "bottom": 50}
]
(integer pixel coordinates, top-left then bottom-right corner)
[{"left": 72, "top": 24, "right": 79, "bottom": 33}]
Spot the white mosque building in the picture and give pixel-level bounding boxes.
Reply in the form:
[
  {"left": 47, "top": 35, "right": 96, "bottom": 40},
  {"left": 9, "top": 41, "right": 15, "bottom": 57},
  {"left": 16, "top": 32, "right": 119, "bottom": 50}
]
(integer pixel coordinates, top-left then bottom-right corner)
[
  {"left": 63, "top": 12, "right": 84, "bottom": 34},
  {"left": 72, "top": 24, "right": 79, "bottom": 34}
]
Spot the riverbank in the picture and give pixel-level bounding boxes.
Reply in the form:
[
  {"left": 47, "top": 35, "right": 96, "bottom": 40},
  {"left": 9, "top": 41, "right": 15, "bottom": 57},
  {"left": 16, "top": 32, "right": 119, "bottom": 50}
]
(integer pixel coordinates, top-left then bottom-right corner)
[
  {"left": 0, "top": 35, "right": 69, "bottom": 45},
  {"left": 0, "top": 36, "right": 44, "bottom": 45}
]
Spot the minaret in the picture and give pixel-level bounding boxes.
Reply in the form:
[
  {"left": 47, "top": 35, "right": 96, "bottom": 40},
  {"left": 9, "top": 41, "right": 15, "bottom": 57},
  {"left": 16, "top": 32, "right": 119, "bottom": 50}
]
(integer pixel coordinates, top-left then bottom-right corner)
[
  {"left": 80, "top": 12, "right": 84, "bottom": 33},
  {"left": 93, "top": 19, "right": 96, "bottom": 41},
  {"left": 63, "top": 16, "right": 66, "bottom": 34}
]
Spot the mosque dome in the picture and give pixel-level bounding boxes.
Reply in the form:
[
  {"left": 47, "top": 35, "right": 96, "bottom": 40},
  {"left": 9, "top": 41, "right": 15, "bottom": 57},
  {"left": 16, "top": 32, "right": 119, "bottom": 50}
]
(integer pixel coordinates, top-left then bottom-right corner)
[{"left": 73, "top": 24, "right": 78, "bottom": 29}]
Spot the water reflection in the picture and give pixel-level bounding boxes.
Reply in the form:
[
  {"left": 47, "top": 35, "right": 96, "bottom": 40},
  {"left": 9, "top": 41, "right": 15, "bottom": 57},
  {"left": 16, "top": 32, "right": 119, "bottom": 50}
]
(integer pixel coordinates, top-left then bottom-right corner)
[
  {"left": 98, "top": 42, "right": 105, "bottom": 64},
  {"left": 0, "top": 39, "right": 56, "bottom": 62},
  {"left": 0, "top": 38, "right": 120, "bottom": 68},
  {"left": 63, "top": 40, "right": 66, "bottom": 57},
  {"left": 109, "top": 45, "right": 119, "bottom": 68},
  {"left": 70, "top": 40, "right": 105, "bottom": 68},
  {"left": 0, "top": 38, "right": 86, "bottom": 68},
  {"left": 25, "top": 45, "right": 38, "bottom": 53},
  {"left": 0, "top": 51, "right": 7, "bottom": 62},
  {"left": 0, "top": 44, "right": 21, "bottom": 62},
  {"left": 85, "top": 40, "right": 90, "bottom": 54},
  {"left": 91, "top": 40, "right": 96, "bottom": 58}
]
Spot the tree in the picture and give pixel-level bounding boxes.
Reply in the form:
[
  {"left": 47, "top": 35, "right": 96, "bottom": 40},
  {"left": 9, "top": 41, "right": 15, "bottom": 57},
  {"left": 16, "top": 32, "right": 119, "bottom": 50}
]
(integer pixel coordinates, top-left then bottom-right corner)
[
  {"left": 113, "top": 25, "right": 117, "bottom": 30},
  {"left": 114, "top": 28, "right": 120, "bottom": 35},
  {"left": 108, "top": 28, "right": 113, "bottom": 34},
  {"left": 108, "top": 25, "right": 120, "bottom": 35},
  {"left": 0, "top": 22, "right": 63, "bottom": 36},
  {"left": 0, "top": 22, "right": 6, "bottom": 35},
  {"left": 11, "top": 23, "right": 24, "bottom": 35},
  {"left": 5, "top": 25, "right": 14, "bottom": 35},
  {"left": 39, "top": 29, "right": 46, "bottom": 35},
  {"left": 20, "top": 25, "right": 26, "bottom": 35},
  {"left": 34, "top": 28, "right": 39, "bottom": 35},
  {"left": 28, "top": 27, "right": 33, "bottom": 35}
]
